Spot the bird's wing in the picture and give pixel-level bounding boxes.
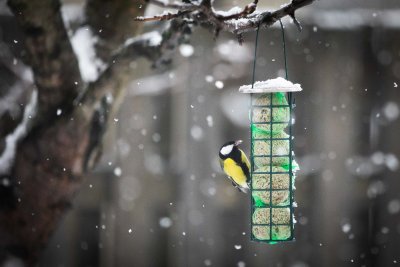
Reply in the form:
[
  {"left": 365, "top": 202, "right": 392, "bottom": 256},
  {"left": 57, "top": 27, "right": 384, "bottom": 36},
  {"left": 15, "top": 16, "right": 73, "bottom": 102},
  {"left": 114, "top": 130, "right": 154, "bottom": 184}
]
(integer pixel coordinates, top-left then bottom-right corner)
[
  {"left": 219, "top": 158, "right": 224, "bottom": 171},
  {"left": 239, "top": 149, "right": 251, "bottom": 183},
  {"left": 240, "top": 150, "right": 251, "bottom": 170},
  {"left": 228, "top": 176, "right": 248, "bottom": 194},
  {"left": 237, "top": 186, "right": 249, "bottom": 194},
  {"left": 223, "top": 158, "right": 248, "bottom": 188}
]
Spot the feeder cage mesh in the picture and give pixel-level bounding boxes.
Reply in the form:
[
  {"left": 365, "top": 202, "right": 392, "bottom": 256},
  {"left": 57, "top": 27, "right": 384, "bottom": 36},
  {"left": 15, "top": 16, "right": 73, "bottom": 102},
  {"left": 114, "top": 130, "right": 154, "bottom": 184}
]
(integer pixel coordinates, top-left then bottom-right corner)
[{"left": 250, "top": 92, "right": 297, "bottom": 243}]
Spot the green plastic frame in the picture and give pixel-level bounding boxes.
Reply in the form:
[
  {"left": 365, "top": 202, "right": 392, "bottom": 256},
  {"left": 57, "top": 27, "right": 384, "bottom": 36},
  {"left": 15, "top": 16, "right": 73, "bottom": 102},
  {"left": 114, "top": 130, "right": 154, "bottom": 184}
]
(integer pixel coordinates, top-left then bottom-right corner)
[{"left": 250, "top": 92, "right": 295, "bottom": 243}]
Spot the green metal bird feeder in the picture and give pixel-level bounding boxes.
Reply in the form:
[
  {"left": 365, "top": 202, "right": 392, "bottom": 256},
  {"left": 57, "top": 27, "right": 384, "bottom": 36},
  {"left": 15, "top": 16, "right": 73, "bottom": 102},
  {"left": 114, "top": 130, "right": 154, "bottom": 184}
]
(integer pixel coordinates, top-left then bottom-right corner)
[{"left": 239, "top": 77, "right": 302, "bottom": 243}]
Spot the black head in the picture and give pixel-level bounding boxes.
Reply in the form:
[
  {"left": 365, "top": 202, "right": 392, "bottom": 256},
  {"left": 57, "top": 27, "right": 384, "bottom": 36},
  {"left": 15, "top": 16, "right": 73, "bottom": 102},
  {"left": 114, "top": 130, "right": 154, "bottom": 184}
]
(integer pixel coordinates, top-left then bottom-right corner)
[{"left": 219, "top": 140, "right": 242, "bottom": 159}]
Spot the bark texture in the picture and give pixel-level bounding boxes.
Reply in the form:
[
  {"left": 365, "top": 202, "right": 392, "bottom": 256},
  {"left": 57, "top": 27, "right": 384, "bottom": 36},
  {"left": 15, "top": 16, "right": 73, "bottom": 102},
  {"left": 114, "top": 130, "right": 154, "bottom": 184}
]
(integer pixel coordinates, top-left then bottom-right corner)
[{"left": 7, "top": 0, "right": 82, "bottom": 116}]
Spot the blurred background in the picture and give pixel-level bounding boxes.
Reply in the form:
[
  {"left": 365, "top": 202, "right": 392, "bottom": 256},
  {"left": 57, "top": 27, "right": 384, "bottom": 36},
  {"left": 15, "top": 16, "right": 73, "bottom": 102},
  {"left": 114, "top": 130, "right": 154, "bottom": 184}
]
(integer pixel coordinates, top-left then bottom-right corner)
[{"left": 1, "top": 0, "right": 400, "bottom": 266}]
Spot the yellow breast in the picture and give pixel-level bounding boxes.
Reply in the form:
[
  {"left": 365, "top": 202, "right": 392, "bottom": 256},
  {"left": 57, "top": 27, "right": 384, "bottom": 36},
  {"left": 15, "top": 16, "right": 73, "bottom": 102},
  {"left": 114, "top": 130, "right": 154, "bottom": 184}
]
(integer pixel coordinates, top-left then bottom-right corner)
[{"left": 223, "top": 158, "right": 247, "bottom": 187}]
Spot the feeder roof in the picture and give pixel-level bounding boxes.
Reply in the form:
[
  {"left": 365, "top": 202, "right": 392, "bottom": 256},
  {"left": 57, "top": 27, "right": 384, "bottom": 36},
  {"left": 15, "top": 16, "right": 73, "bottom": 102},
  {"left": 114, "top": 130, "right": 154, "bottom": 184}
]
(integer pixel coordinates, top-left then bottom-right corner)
[{"left": 239, "top": 77, "right": 302, "bottom": 93}]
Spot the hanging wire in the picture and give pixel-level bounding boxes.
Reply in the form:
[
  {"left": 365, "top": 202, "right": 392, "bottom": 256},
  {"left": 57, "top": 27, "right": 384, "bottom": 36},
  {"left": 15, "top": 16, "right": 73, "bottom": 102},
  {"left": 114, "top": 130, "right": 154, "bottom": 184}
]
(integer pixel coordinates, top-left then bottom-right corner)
[
  {"left": 252, "top": 20, "right": 288, "bottom": 83},
  {"left": 279, "top": 19, "right": 294, "bottom": 105},
  {"left": 251, "top": 24, "right": 261, "bottom": 88},
  {"left": 249, "top": 24, "right": 260, "bottom": 241},
  {"left": 279, "top": 19, "right": 289, "bottom": 80}
]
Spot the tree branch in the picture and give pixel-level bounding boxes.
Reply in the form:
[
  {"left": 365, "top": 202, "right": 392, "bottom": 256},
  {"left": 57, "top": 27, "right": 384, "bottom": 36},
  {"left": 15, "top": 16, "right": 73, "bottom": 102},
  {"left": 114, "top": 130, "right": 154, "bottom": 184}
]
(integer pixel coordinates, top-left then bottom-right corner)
[
  {"left": 85, "top": 0, "right": 147, "bottom": 62},
  {"left": 136, "top": 0, "right": 315, "bottom": 36},
  {"left": 144, "top": 0, "right": 198, "bottom": 10},
  {"left": 215, "top": 0, "right": 258, "bottom": 21},
  {"left": 65, "top": 0, "right": 316, "bottom": 169},
  {"left": 135, "top": 10, "right": 192, "bottom": 22},
  {"left": 81, "top": 19, "right": 191, "bottom": 109}
]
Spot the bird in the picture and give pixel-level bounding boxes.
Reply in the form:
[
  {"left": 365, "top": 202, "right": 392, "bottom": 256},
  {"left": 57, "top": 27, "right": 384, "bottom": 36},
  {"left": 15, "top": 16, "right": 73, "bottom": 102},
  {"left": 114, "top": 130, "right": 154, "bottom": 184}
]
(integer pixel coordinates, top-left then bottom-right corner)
[{"left": 219, "top": 140, "right": 251, "bottom": 193}]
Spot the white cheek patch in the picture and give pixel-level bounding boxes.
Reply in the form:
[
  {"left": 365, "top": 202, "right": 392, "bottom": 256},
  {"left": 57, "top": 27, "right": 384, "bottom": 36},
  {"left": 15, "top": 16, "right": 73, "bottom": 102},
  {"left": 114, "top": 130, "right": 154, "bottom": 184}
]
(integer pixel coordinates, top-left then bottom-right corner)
[{"left": 220, "top": 144, "right": 234, "bottom": 155}]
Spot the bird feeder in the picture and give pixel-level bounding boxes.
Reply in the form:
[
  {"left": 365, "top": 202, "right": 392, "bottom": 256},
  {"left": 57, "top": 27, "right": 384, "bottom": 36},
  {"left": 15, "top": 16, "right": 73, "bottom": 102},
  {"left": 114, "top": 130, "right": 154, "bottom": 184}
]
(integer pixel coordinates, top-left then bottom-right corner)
[{"left": 239, "top": 77, "right": 302, "bottom": 243}]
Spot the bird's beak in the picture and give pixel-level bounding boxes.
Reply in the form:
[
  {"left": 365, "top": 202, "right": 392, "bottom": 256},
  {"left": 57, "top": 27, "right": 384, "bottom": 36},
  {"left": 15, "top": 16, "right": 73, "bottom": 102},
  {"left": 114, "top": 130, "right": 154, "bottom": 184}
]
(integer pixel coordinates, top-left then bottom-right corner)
[{"left": 234, "top": 140, "right": 243, "bottom": 146}]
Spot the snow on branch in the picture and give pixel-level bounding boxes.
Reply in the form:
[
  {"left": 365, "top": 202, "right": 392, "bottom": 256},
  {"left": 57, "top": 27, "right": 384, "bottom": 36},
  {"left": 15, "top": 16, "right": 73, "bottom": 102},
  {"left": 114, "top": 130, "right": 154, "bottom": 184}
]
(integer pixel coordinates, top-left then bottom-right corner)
[
  {"left": 81, "top": 0, "right": 315, "bottom": 108},
  {"left": 0, "top": 90, "right": 38, "bottom": 175},
  {"left": 136, "top": 0, "right": 315, "bottom": 36},
  {"left": 70, "top": 27, "right": 106, "bottom": 82},
  {"left": 81, "top": 19, "right": 191, "bottom": 107}
]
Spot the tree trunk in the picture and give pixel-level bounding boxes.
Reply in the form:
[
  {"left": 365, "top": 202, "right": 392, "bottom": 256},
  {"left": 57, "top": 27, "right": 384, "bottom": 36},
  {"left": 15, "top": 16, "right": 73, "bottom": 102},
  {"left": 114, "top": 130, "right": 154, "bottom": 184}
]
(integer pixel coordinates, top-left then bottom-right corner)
[
  {"left": 0, "top": 0, "right": 145, "bottom": 265},
  {"left": 0, "top": 111, "right": 92, "bottom": 265}
]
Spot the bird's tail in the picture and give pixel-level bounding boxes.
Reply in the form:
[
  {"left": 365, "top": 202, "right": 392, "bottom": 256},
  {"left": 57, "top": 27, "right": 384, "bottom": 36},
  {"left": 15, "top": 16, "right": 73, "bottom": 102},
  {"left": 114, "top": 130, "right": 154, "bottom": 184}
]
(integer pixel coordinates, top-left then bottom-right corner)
[
  {"left": 238, "top": 183, "right": 250, "bottom": 194},
  {"left": 238, "top": 187, "right": 249, "bottom": 194}
]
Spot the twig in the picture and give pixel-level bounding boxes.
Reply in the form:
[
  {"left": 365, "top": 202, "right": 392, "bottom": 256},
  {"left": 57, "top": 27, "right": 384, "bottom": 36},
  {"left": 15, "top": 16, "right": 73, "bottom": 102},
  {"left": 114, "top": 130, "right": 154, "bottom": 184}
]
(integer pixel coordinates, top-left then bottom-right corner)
[
  {"left": 216, "top": 0, "right": 259, "bottom": 21},
  {"left": 135, "top": 10, "right": 191, "bottom": 22},
  {"left": 146, "top": 0, "right": 197, "bottom": 10},
  {"left": 289, "top": 13, "right": 302, "bottom": 31}
]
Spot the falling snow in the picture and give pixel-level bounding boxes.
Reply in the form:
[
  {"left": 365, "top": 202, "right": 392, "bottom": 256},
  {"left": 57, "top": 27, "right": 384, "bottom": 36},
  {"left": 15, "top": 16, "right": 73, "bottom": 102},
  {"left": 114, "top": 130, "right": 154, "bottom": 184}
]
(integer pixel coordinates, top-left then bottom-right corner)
[
  {"left": 383, "top": 102, "right": 399, "bottom": 121},
  {"left": 206, "top": 115, "right": 214, "bottom": 127},
  {"left": 191, "top": 125, "right": 204, "bottom": 141},
  {"left": 152, "top": 133, "right": 161, "bottom": 143},
  {"left": 341, "top": 223, "right": 351, "bottom": 233},
  {"left": 179, "top": 44, "right": 194, "bottom": 57},
  {"left": 113, "top": 167, "right": 122, "bottom": 177},
  {"left": 159, "top": 217, "right": 173, "bottom": 228},
  {"left": 215, "top": 80, "right": 224, "bottom": 89},
  {"left": 204, "top": 259, "right": 212, "bottom": 266},
  {"left": 1, "top": 178, "right": 10, "bottom": 187},
  {"left": 367, "top": 180, "right": 386, "bottom": 198},
  {"left": 388, "top": 199, "right": 400, "bottom": 214},
  {"left": 205, "top": 75, "right": 214, "bottom": 83},
  {"left": 234, "top": 244, "right": 242, "bottom": 250}
]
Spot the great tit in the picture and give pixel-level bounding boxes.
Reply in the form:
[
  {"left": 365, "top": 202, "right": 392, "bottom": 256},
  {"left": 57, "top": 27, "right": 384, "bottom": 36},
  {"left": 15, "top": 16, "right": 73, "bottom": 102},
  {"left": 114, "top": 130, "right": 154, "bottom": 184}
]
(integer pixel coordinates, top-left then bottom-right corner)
[{"left": 219, "top": 140, "right": 251, "bottom": 193}]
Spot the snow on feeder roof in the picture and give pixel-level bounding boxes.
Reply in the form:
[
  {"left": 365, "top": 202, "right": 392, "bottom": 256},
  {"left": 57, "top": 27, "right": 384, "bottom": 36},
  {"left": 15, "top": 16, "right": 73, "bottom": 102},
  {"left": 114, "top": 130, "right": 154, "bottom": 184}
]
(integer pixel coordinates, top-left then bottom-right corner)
[{"left": 239, "top": 77, "right": 302, "bottom": 94}]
